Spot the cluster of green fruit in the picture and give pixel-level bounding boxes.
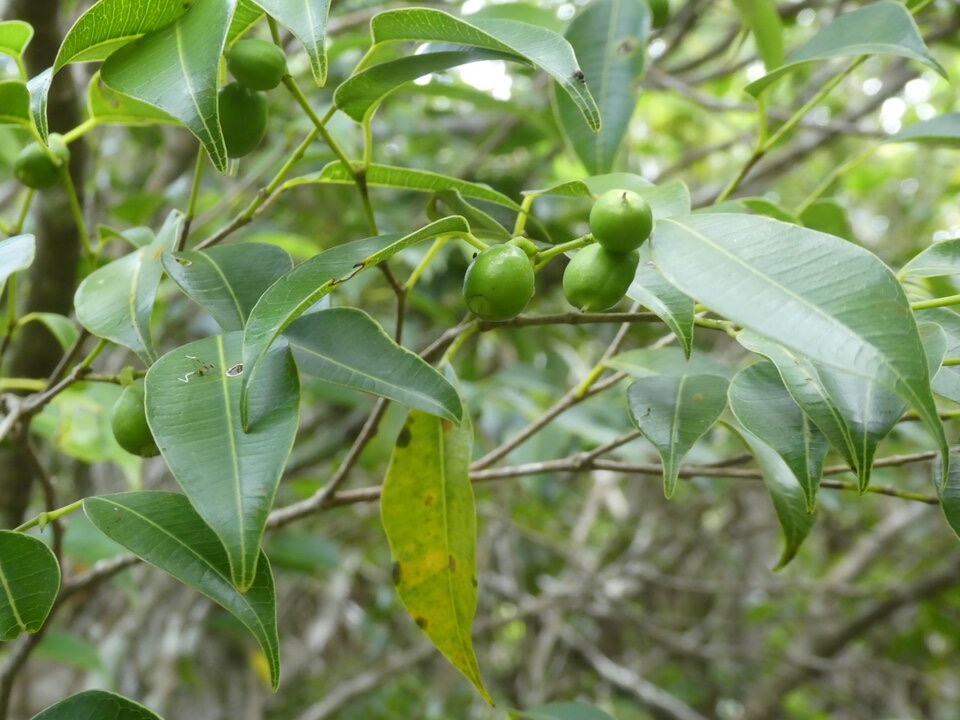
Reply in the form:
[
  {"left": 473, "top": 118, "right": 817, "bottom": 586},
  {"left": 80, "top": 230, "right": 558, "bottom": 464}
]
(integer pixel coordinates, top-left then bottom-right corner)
[
  {"left": 12, "top": 133, "right": 70, "bottom": 190},
  {"left": 219, "top": 39, "right": 287, "bottom": 158},
  {"left": 462, "top": 189, "right": 654, "bottom": 321}
]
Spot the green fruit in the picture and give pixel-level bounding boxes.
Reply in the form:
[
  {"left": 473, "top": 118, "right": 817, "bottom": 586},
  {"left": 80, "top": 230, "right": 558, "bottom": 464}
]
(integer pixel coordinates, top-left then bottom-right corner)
[
  {"left": 563, "top": 244, "right": 640, "bottom": 311},
  {"left": 218, "top": 82, "right": 268, "bottom": 158},
  {"left": 463, "top": 243, "right": 535, "bottom": 321},
  {"left": 14, "top": 135, "right": 69, "bottom": 190},
  {"left": 226, "top": 39, "right": 288, "bottom": 91},
  {"left": 589, "top": 188, "right": 653, "bottom": 253},
  {"left": 111, "top": 382, "right": 160, "bottom": 458}
]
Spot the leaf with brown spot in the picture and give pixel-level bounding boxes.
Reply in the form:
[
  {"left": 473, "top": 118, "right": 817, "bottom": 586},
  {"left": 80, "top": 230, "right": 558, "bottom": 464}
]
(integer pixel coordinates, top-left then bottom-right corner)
[{"left": 381, "top": 407, "right": 492, "bottom": 705}]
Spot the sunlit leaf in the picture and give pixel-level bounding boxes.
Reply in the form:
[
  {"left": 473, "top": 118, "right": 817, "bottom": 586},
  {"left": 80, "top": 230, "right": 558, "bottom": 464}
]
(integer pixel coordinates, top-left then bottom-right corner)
[
  {"left": 898, "top": 238, "right": 960, "bottom": 279},
  {"left": 84, "top": 491, "right": 280, "bottom": 689},
  {"left": 731, "top": 0, "right": 784, "bottom": 70},
  {"left": 0, "top": 234, "right": 35, "bottom": 296},
  {"left": 87, "top": 72, "right": 177, "bottom": 126},
  {"left": 0, "top": 531, "right": 60, "bottom": 641},
  {"left": 145, "top": 332, "right": 298, "bottom": 592},
  {"left": 250, "top": 0, "right": 328, "bottom": 85},
  {"left": 0, "top": 81, "right": 31, "bottom": 127},
  {"left": 381, "top": 407, "right": 492, "bottom": 704}
]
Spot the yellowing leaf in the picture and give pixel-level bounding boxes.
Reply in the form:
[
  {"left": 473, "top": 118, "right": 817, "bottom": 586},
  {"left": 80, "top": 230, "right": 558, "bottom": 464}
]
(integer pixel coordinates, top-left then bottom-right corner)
[{"left": 380, "top": 408, "right": 492, "bottom": 705}]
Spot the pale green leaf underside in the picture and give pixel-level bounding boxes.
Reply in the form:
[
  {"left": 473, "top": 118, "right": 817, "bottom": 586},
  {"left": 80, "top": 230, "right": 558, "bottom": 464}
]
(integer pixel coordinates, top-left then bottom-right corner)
[
  {"left": 369, "top": 8, "right": 600, "bottom": 130},
  {"left": 746, "top": 1, "right": 946, "bottom": 97},
  {"left": 898, "top": 238, "right": 960, "bottom": 279},
  {"left": 87, "top": 72, "right": 177, "bottom": 126},
  {"left": 31, "top": 689, "right": 165, "bottom": 720},
  {"left": 887, "top": 112, "right": 960, "bottom": 148},
  {"left": 285, "top": 307, "right": 462, "bottom": 421},
  {"left": 651, "top": 213, "right": 947, "bottom": 483},
  {"left": 101, "top": 0, "right": 235, "bottom": 172},
  {"left": 627, "top": 244, "right": 695, "bottom": 358},
  {"left": 0, "top": 234, "right": 35, "bottom": 297},
  {"left": 251, "top": 0, "right": 329, "bottom": 85},
  {"left": 0, "top": 531, "right": 60, "bottom": 641},
  {"left": 294, "top": 161, "right": 521, "bottom": 211},
  {"left": 84, "top": 492, "right": 280, "bottom": 690},
  {"left": 0, "top": 20, "right": 33, "bottom": 64},
  {"left": 381, "top": 408, "right": 492, "bottom": 704},
  {"left": 146, "top": 332, "right": 299, "bottom": 592},
  {"left": 527, "top": 173, "right": 691, "bottom": 219}
]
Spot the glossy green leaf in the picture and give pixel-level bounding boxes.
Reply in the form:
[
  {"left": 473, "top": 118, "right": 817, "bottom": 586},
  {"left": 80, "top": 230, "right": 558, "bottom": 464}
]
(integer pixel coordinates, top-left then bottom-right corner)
[
  {"left": 528, "top": 173, "right": 691, "bottom": 219},
  {"left": 735, "top": 429, "right": 815, "bottom": 570},
  {"left": 87, "top": 72, "right": 177, "bottom": 126},
  {"left": 241, "top": 216, "right": 469, "bottom": 428},
  {"left": 228, "top": 0, "right": 264, "bottom": 43},
  {"left": 74, "top": 211, "right": 181, "bottom": 363},
  {"left": 291, "top": 161, "right": 521, "bottom": 211},
  {"left": 0, "top": 531, "right": 60, "bottom": 641},
  {"left": 162, "top": 243, "right": 294, "bottom": 331},
  {"left": 0, "top": 81, "right": 32, "bottom": 127},
  {"left": 284, "top": 308, "right": 461, "bottom": 421},
  {"left": 555, "top": 0, "right": 648, "bottom": 174},
  {"left": 84, "top": 491, "right": 280, "bottom": 689},
  {"left": 887, "top": 112, "right": 960, "bottom": 147},
  {"left": 729, "top": 360, "right": 828, "bottom": 511},
  {"left": 731, "top": 0, "right": 784, "bottom": 70},
  {"left": 0, "top": 234, "right": 35, "bottom": 296},
  {"left": 31, "top": 689, "right": 164, "bottom": 720},
  {"left": 381, "top": 407, "right": 492, "bottom": 704},
  {"left": 250, "top": 0, "right": 328, "bottom": 85},
  {"left": 0, "top": 20, "right": 32, "bottom": 69},
  {"left": 335, "top": 48, "right": 516, "bottom": 122},
  {"left": 626, "top": 374, "right": 729, "bottom": 498},
  {"left": 27, "top": 68, "right": 51, "bottom": 139},
  {"left": 517, "top": 702, "right": 617, "bottom": 720},
  {"left": 145, "top": 332, "right": 299, "bottom": 592},
  {"left": 605, "top": 346, "right": 731, "bottom": 379},
  {"left": 737, "top": 332, "right": 904, "bottom": 492},
  {"left": 368, "top": 8, "right": 600, "bottom": 131},
  {"left": 628, "top": 244, "right": 695, "bottom": 358},
  {"left": 746, "top": 1, "right": 945, "bottom": 97},
  {"left": 651, "top": 213, "right": 948, "bottom": 483},
  {"left": 55, "top": 0, "right": 194, "bottom": 70},
  {"left": 898, "top": 238, "right": 960, "bottom": 279},
  {"left": 101, "top": 0, "right": 235, "bottom": 172}
]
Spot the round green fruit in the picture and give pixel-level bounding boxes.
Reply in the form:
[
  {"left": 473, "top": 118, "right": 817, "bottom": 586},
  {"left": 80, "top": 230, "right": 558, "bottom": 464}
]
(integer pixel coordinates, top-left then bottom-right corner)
[
  {"left": 14, "top": 135, "right": 69, "bottom": 190},
  {"left": 111, "top": 383, "right": 160, "bottom": 458},
  {"left": 226, "top": 39, "right": 288, "bottom": 91},
  {"left": 562, "top": 243, "right": 640, "bottom": 311},
  {"left": 589, "top": 188, "right": 653, "bottom": 253},
  {"left": 218, "top": 82, "right": 268, "bottom": 158},
  {"left": 462, "top": 243, "right": 535, "bottom": 321}
]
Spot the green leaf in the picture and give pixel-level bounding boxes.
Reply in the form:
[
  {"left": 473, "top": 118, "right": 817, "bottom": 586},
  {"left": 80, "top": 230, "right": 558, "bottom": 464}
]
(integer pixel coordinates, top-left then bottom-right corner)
[
  {"left": 101, "top": 0, "right": 236, "bottom": 172},
  {"left": 228, "top": 0, "right": 264, "bottom": 42},
  {"left": 241, "top": 216, "right": 469, "bottom": 428},
  {"left": 605, "top": 346, "right": 731, "bottom": 379},
  {"left": 731, "top": 0, "right": 784, "bottom": 71},
  {"left": 728, "top": 360, "right": 828, "bottom": 511},
  {"left": 27, "top": 68, "right": 51, "bottom": 139},
  {"left": 917, "top": 309, "right": 960, "bottom": 404},
  {"left": 0, "top": 531, "right": 60, "bottom": 641},
  {"left": 898, "top": 238, "right": 960, "bottom": 279},
  {"left": 0, "top": 20, "right": 32, "bottom": 68},
  {"left": 737, "top": 332, "right": 904, "bottom": 492},
  {"left": 284, "top": 307, "right": 462, "bottom": 421},
  {"left": 746, "top": 1, "right": 946, "bottom": 97},
  {"left": 555, "top": 0, "right": 648, "bottom": 174},
  {"left": 528, "top": 173, "right": 691, "bottom": 219},
  {"left": 935, "top": 448, "right": 960, "bottom": 541},
  {"left": 0, "top": 81, "right": 32, "bottom": 127},
  {"left": 381, "top": 407, "right": 492, "bottom": 704},
  {"left": 335, "top": 48, "right": 517, "bottom": 123},
  {"left": 799, "top": 199, "right": 854, "bottom": 241},
  {"left": 626, "top": 374, "right": 729, "bottom": 498},
  {"left": 84, "top": 491, "right": 280, "bottom": 689},
  {"left": 291, "top": 161, "right": 521, "bottom": 211},
  {"left": 74, "top": 211, "right": 181, "bottom": 363},
  {"left": 19, "top": 312, "right": 80, "bottom": 351},
  {"left": 145, "top": 332, "right": 298, "bottom": 592},
  {"left": 31, "top": 689, "right": 164, "bottom": 720},
  {"left": 250, "top": 0, "right": 329, "bottom": 85},
  {"left": 886, "top": 112, "right": 960, "bottom": 147},
  {"left": 737, "top": 197, "right": 799, "bottom": 224},
  {"left": 0, "top": 234, "right": 35, "bottom": 297},
  {"left": 650, "top": 213, "right": 948, "bottom": 484},
  {"left": 627, "top": 244, "right": 695, "bottom": 357},
  {"left": 517, "top": 702, "right": 617, "bottom": 720},
  {"left": 35, "top": 630, "right": 105, "bottom": 674},
  {"left": 734, "top": 428, "right": 815, "bottom": 570},
  {"left": 55, "top": 0, "right": 195, "bottom": 71},
  {"left": 87, "top": 72, "right": 177, "bottom": 126},
  {"left": 368, "top": 8, "right": 600, "bottom": 131},
  {"left": 162, "top": 243, "right": 294, "bottom": 331}
]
